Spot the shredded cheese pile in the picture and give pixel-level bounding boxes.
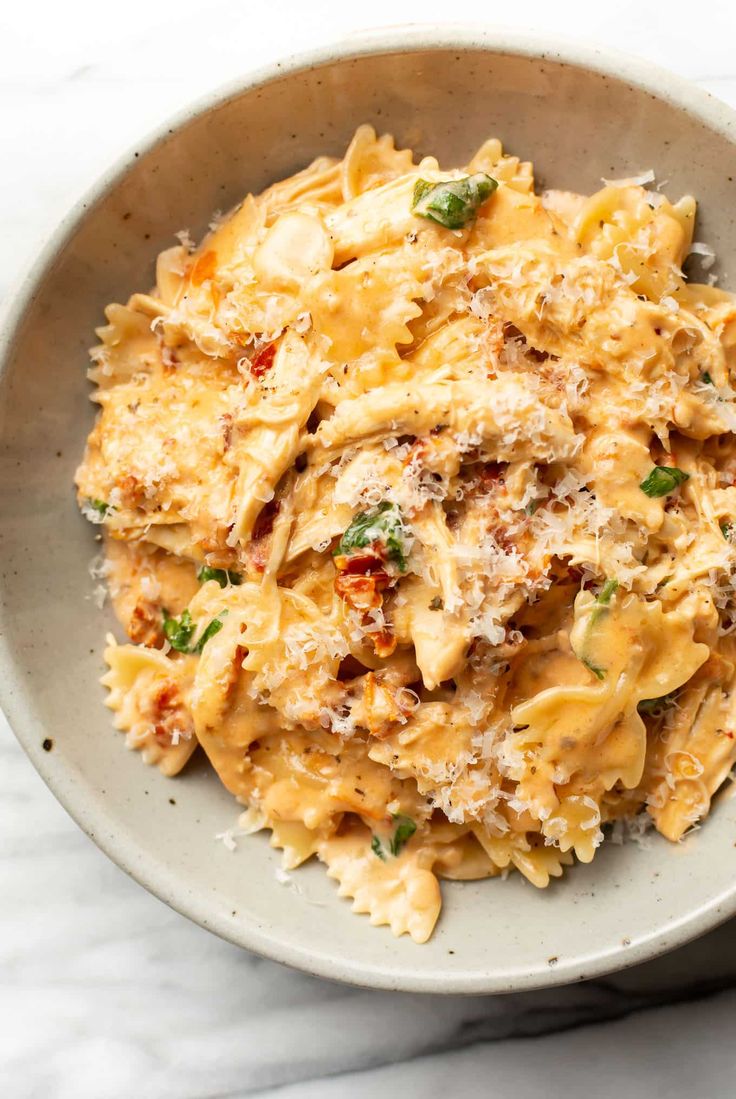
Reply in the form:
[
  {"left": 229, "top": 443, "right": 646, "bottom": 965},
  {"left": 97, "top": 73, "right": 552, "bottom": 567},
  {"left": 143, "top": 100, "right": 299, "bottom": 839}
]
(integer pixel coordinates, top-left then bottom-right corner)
[{"left": 76, "top": 126, "right": 736, "bottom": 942}]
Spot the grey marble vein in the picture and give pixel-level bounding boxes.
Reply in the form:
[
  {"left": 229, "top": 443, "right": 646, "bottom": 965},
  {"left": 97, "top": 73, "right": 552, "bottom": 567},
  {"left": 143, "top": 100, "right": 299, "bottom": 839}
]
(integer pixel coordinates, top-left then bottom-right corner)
[{"left": 262, "top": 986, "right": 736, "bottom": 1099}]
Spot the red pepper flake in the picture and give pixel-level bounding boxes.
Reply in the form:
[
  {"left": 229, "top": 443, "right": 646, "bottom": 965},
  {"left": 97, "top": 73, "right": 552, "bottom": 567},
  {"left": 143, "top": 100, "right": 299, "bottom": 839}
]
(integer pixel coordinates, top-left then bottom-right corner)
[
  {"left": 249, "top": 342, "right": 277, "bottom": 379},
  {"left": 189, "top": 249, "right": 217, "bottom": 287}
]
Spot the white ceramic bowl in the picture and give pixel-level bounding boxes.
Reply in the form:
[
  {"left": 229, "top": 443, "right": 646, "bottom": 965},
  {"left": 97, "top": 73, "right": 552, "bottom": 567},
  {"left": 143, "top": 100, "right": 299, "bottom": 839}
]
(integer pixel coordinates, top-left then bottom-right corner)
[{"left": 3, "top": 27, "right": 736, "bottom": 993}]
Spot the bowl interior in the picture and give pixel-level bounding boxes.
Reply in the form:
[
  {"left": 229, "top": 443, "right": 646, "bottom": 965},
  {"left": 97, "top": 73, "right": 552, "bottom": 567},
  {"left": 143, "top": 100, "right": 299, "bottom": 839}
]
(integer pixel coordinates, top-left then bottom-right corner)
[{"left": 3, "top": 36, "right": 736, "bottom": 992}]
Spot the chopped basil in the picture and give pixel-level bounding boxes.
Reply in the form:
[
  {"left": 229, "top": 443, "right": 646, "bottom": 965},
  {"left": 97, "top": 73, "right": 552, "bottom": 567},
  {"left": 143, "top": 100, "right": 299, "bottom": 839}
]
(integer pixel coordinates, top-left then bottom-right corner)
[
  {"left": 580, "top": 579, "right": 618, "bottom": 677},
  {"left": 412, "top": 173, "right": 497, "bottom": 230},
  {"left": 525, "top": 498, "right": 541, "bottom": 516},
  {"left": 371, "top": 834, "right": 386, "bottom": 861},
  {"left": 638, "top": 693, "right": 675, "bottom": 716},
  {"left": 390, "top": 815, "right": 417, "bottom": 856},
  {"left": 640, "top": 466, "right": 689, "bottom": 497},
  {"left": 429, "top": 596, "right": 444, "bottom": 611},
  {"left": 89, "top": 497, "right": 112, "bottom": 517},
  {"left": 193, "top": 613, "right": 227, "bottom": 653},
  {"left": 335, "top": 501, "right": 407, "bottom": 571},
  {"left": 582, "top": 658, "right": 606, "bottom": 681},
  {"left": 197, "top": 565, "right": 242, "bottom": 587},
  {"left": 721, "top": 522, "right": 734, "bottom": 542},
  {"left": 83, "top": 497, "right": 114, "bottom": 523},
  {"left": 702, "top": 371, "right": 714, "bottom": 385},
  {"left": 370, "top": 816, "right": 417, "bottom": 859},
  {"left": 163, "top": 609, "right": 195, "bottom": 653},
  {"left": 596, "top": 579, "right": 619, "bottom": 605},
  {"left": 589, "top": 578, "right": 618, "bottom": 628},
  {"left": 162, "top": 608, "right": 227, "bottom": 654}
]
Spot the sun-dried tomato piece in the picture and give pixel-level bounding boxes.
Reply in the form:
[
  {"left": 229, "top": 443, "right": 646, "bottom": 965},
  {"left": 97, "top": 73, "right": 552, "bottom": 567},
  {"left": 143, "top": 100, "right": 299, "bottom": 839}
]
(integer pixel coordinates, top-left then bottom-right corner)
[
  {"left": 149, "top": 679, "right": 192, "bottom": 747},
  {"left": 128, "top": 600, "right": 164, "bottom": 647},
  {"left": 371, "top": 627, "right": 397, "bottom": 659},
  {"left": 334, "top": 571, "right": 389, "bottom": 612},
  {"left": 246, "top": 500, "right": 281, "bottom": 574},
  {"left": 479, "top": 461, "right": 506, "bottom": 485},
  {"left": 335, "top": 548, "right": 387, "bottom": 576},
  {"left": 333, "top": 538, "right": 398, "bottom": 654},
  {"left": 252, "top": 499, "right": 280, "bottom": 541},
  {"left": 115, "top": 473, "right": 146, "bottom": 508},
  {"left": 249, "top": 342, "right": 277, "bottom": 379}
]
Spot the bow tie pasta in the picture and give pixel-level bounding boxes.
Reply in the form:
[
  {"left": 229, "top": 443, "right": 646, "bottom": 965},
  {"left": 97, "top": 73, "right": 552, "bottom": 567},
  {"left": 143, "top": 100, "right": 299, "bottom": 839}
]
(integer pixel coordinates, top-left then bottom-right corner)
[{"left": 76, "top": 125, "right": 736, "bottom": 942}]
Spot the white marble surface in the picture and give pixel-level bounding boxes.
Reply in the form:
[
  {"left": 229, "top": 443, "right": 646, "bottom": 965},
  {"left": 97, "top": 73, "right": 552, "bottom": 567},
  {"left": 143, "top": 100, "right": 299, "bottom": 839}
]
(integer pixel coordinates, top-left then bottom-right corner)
[{"left": 4, "top": 2, "right": 736, "bottom": 1095}]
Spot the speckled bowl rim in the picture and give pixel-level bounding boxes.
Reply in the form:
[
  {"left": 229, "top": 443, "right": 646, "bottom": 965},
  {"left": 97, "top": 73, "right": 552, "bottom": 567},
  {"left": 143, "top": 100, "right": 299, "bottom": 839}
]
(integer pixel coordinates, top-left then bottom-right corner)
[{"left": 3, "top": 24, "right": 736, "bottom": 994}]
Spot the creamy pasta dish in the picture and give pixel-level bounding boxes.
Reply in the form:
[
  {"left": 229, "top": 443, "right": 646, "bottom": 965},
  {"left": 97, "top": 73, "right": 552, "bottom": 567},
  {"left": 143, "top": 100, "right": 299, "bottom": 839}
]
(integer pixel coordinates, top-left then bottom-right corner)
[{"left": 76, "top": 125, "right": 736, "bottom": 942}]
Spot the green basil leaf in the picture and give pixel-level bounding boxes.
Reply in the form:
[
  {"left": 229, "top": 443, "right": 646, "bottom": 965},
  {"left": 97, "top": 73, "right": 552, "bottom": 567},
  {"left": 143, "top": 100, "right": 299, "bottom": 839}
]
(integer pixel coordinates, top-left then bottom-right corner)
[
  {"left": 579, "top": 579, "right": 619, "bottom": 676},
  {"left": 163, "top": 608, "right": 228, "bottom": 653},
  {"left": 163, "top": 609, "right": 195, "bottom": 653},
  {"left": 412, "top": 172, "right": 498, "bottom": 229},
  {"left": 389, "top": 815, "right": 417, "bottom": 856},
  {"left": 83, "top": 497, "right": 114, "bottom": 523},
  {"left": 193, "top": 612, "right": 228, "bottom": 654},
  {"left": 639, "top": 466, "right": 689, "bottom": 498},
  {"left": 589, "top": 578, "right": 618, "bottom": 629},
  {"left": 638, "top": 693, "right": 675, "bottom": 716},
  {"left": 596, "top": 579, "right": 619, "bottom": 605},
  {"left": 371, "top": 834, "right": 386, "bottom": 861},
  {"left": 335, "top": 501, "right": 407, "bottom": 571},
  {"left": 197, "top": 566, "right": 242, "bottom": 587}
]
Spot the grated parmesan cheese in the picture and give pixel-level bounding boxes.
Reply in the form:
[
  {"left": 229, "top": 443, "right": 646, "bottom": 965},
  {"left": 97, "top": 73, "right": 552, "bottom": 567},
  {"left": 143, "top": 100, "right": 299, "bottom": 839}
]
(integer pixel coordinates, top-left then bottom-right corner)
[{"left": 600, "top": 168, "right": 655, "bottom": 187}]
